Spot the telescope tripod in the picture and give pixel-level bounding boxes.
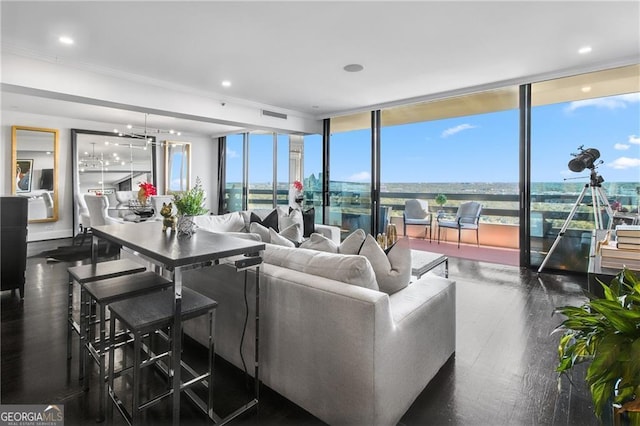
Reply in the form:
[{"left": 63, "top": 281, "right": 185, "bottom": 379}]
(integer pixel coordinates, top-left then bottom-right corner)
[{"left": 537, "top": 170, "right": 614, "bottom": 273}]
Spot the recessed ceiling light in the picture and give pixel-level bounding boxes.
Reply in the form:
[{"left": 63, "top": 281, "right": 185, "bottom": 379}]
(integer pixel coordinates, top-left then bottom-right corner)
[
  {"left": 343, "top": 64, "right": 364, "bottom": 73},
  {"left": 578, "top": 46, "right": 592, "bottom": 54},
  {"left": 221, "top": 80, "right": 231, "bottom": 87},
  {"left": 581, "top": 86, "right": 592, "bottom": 93},
  {"left": 59, "top": 36, "right": 74, "bottom": 45}
]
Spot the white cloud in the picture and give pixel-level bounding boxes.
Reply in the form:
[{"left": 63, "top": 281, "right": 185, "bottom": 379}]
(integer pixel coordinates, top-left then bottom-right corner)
[
  {"left": 565, "top": 93, "right": 640, "bottom": 113},
  {"left": 226, "top": 148, "right": 239, "bottom": 159},
  {"left": 348, "top": 171, "right": 371, "bottom": 181},
  {"left": 629, "top": 135, "right": 640, "bottom": 145},
  {"left": 614, "top": 143, "right": 630, "bottom": 150},
  {"left": 441, "top": 123, "right": 476, "bottom": 138},
  {"left": 607, "top": 157, "right": 640, "bottom": 170}
]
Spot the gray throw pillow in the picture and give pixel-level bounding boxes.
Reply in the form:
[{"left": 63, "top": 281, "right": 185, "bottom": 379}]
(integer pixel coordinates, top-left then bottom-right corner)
[
  {"left": 249, "top": 221, "right": 271, "bottom": 243},
  {"left": 339, "top": 229, "right": 367, "bottom": 254},
  {"left": 278, "top": 222, "right": 303, "bottom": 244},
  {"left": 300, "top": 232, "right": 339, "bottom": 253},
  {"left": 269, "top": 228, "right": 295, "bottom": 247},
  {"left": 358, "top": 235, "right": 411, "bottom": 295}
]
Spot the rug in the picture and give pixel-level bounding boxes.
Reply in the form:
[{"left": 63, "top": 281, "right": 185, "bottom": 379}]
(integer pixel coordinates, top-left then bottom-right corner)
[{"left": 34, "top": 240, "right": 118, "bottom": 263}]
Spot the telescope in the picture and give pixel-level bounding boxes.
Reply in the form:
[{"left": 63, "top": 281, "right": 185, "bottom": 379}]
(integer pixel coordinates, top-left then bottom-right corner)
[{"left": 568, "top": 147, "right": 600, "bottom": 172}]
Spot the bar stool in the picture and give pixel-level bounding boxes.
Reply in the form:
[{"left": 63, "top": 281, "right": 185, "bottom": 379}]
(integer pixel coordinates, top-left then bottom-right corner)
[
  {"left": 81, "top": 271, "right": 173, "bottom": 421},
  {"left": 107, "top": 287, "right": 217, "bottom": 426},
  {"left": 67, "top": 259, "right": 147, "bottom": 377}
]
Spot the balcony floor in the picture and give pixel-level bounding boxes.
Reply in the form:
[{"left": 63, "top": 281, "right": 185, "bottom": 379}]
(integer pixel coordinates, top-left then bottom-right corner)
[{"left": 409, "top": 237, "right": 520, "bottom": 267}]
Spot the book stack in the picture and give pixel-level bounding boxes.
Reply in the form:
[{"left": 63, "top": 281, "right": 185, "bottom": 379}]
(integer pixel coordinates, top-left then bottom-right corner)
[{"left": 600, "top": 225, "right": 640, "bottom": 271}]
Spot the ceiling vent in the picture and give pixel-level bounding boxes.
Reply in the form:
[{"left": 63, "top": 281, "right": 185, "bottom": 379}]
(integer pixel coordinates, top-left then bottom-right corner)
[{"left": 261, "top": 109, "right": 287, "bottom": 120}]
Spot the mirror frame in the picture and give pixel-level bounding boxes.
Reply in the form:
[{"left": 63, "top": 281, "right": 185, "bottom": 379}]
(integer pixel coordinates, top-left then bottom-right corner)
[
  {"left": 11, "top": 125, "right": 59, "bottom": 223},
  {"left": 71, "top": 129, "right": 157, "bottom": 233},
  {"left": 164, "top": 141, "right": 191, "bottom": 194}
]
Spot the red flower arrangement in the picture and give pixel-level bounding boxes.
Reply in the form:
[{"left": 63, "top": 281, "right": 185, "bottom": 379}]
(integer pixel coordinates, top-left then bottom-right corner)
[
  {"left": 138, "top": 182, "right": 157, "bottom": 198},
  {"left": 292, "top": 180, "right": 303, "bottom": 191}
]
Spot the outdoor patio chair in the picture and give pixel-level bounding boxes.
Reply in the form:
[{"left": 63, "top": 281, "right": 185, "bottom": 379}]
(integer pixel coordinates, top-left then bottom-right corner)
[
  {"left": 437, "top": 201, "right": 482, "bottom": 248},
  {"left": 403, "top": 199, "right": 433, "bottom": 241}
]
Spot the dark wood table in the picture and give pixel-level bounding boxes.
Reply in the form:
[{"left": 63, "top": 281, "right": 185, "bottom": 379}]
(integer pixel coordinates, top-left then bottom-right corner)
[{"left": 91, "top": 221, "right": 265, "bottom": 425}]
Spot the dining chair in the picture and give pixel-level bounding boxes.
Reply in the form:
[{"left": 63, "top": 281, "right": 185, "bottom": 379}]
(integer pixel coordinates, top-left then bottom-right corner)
[
  {"left": 403, "top": 199, "right": 433, "bottom": 241},
  {"left": 84, "top": 194, "right": 124, "bottom": 227},
  {"left": 437, "top": 201, "right": 482, "bottom": 248}
]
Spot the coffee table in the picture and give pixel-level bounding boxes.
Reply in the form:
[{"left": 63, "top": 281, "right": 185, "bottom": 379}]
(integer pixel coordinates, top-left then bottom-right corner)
[{"left": 411, "top": 249, "right": 448, "bottom": 279}]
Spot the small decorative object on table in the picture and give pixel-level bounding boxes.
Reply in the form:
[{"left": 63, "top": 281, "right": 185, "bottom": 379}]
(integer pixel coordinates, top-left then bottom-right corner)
[
  {"left": 289, "top": 180, "right": 304, "bottom": 210},
  {"left": 160, "top": 202, "right": 177, "bottom": 232},
  {"left": 173, "top": 177, "right": 208, "bottom": 237},
  {"left": 137, "top": 181, "right": 157, "bottom": 206}
]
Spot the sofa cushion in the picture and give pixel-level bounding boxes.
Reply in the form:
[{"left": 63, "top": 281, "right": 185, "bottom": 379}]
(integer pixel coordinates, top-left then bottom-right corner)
[
  {"left": 193, "top": 212, "right": 245, "bottom": 232},
  {"left": 251, "top": 209, "right": 279, "bottom": 232},
  {"left": 339, "top": 228, "right": 367, "bottom": 254},
  {"left": 263, "top": 245, "right": 378, "bottom": 291},
  {"left": 300, "top": 232, "right": 338, "bottom": 253},
  {"left": 358, "top": 235, "right": 411, "bottom": 295},
  {"left": 269, "top": 228, "right": 296, "bottom": 247}
]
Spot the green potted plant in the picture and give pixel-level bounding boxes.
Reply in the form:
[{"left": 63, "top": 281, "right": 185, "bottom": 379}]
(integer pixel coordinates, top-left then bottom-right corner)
[
  {"left": 435, "top": 193, "right": 447, "bottom": 218},
  {"left": 172, "top": 177, "right": 208, "bottom": 236},
  {"left": 554, "top": 268, "right": 640, "bottom": 424}
]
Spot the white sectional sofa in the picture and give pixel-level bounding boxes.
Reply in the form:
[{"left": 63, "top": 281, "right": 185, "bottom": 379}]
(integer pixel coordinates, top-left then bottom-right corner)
[{"left": 182, "top": 213, "right": 456, "bottom": 425}]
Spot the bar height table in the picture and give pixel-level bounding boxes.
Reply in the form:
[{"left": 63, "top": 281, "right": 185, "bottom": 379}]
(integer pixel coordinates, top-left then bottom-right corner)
[{"left": 91, "top": 221, "right": 265, "bottom": 425}]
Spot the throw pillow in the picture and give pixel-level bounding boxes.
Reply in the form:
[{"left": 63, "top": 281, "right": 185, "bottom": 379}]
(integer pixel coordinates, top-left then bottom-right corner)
[
  {"left": 299, "top": 232, "right": 339, "bottom": 253},
  {"left": 269, "top": 227, "right": 295, "bottom": 247},
  {"left": 249, "top": 222, "right": 271, "bottom": 243},
  {"left": 301, "top": 207, "right": 315, "bottom": 237},
  {"left": 339, "top": 228, "right": 367, "bottom": 254},
  {"left": 358, "top": 235, "right": 411, "bottom": 295},
  {"left": 279, "top": 209, "right": 304, "bottom": 243},
  {"left": 278, "top": 222, "right": 303, "bottom": 244},
  {"left": 250, "top": 209, "right": 279, "bottom": 232}
]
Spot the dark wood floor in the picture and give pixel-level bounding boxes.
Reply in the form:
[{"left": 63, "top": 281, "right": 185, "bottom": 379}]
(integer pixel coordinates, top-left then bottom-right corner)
[{"left": 1, "top": 239, "right": 598, "bottom": 425}]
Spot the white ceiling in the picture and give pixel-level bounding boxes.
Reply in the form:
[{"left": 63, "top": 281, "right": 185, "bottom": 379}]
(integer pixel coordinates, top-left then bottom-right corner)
[{"left": 2, "top": 1, "right": 639, "bottom": 137}]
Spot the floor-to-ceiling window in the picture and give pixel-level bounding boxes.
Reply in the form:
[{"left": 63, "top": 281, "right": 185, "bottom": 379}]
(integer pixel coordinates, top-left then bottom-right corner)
[
  {"left": 276, "top": 133, "right": 290, "bottom": 206},
  {"left": 303, "top": 133, "right": 323, "bottom": 222},
  {"left": 380, "top": 88, "right": 520, "bottom": 247},
  {"left": 531, "top": 65, "right": 640, "bottom": 272},
  {"left": 328, "top": 112, "right": 372, "bottom": 235},
  {"left": 247, "top": 132, "right": 275, "bottom": 210},
  {"left": 224, "top": 133, "right": 245, "bottom": 212}
]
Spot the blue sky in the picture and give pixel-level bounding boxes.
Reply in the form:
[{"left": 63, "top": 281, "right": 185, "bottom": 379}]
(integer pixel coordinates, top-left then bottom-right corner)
[{"left": 229, "top": 93, "right": 640, "bottom": 184}]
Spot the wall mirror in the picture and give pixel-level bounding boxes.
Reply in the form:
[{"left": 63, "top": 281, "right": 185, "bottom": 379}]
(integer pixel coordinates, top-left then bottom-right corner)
[
  {"left": 164, "top": 141, "right": 191, "bottom": 194},
  {"left": 71, "top": 129, "right": 156, "bottom": 232},
  {"left": 11, "top": 126, "right": 59, "bottom": 223}
]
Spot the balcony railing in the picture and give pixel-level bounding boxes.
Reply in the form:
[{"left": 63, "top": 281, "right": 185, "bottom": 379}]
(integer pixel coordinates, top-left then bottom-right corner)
[{"left": 223, "top": 188, "right": 638, "bottom": 239}]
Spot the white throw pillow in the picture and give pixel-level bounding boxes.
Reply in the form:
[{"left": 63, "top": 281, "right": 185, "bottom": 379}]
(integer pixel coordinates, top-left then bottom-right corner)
[
  {"left": 249, "top": 222, "right": 271, "bottom": 243},
  {"left": 339, "top": 229, "right": 367, "bottom": 254},
  {"left": 269, "top": 228, "right": 295, "bottom": 247},
  {"left": 278, "top": 209, "right": 304, "bottom": 243},
  {"left": 358, "top": 235, "right": 411, "bottom": 295},
  {"left": 263, "top": 245, "right": 378, "bottom": 291},
  {"left": 278, "top": 222, "right": 303, "bottom": 244},
  {"left": 300, "top": 232, "right": 339, "bottom": 253}
]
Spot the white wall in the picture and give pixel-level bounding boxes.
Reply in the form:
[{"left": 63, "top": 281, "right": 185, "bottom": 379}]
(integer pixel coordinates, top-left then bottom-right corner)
[{"left": 1, "top": 110, "right": 218, "bottom": 242}]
